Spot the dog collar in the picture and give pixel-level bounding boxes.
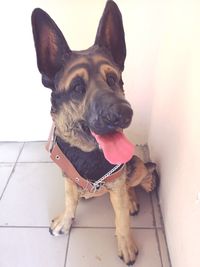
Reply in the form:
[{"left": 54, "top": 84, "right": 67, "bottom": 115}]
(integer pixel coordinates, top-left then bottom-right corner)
[{"left": 46, "top": 124, "right": 125, "bottom": 194}]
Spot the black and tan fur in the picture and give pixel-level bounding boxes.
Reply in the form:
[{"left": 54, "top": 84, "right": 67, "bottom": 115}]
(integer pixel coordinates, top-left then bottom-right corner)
[{"left": 31, "top": 1, "right": 157, "bottom": 265}]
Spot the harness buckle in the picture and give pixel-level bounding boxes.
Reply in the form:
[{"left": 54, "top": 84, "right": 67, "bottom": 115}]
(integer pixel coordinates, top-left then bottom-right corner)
[{"left": 91, "top": 181, "right": 105, "bottom": 193}]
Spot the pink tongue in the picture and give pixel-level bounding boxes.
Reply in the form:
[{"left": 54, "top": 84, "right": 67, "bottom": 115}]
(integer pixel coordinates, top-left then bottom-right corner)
[{"left": 91, "top": 131, "right": 134, "bottom": 164}]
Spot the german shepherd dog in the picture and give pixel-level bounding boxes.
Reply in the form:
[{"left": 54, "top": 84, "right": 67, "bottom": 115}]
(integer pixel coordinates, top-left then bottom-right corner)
[{"left": 31, "top": 1, "right": 157, "bottom": 265}]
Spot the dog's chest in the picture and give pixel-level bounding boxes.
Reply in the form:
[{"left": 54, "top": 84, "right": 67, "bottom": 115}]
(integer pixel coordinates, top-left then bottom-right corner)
[{"left": 56, "top": 137, "right": 117, "bottom": 181}]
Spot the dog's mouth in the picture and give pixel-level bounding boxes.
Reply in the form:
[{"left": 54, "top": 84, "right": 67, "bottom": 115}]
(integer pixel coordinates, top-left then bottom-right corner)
[
  {"left": 91, "top": 130, "right": 134, "bottom": 165},
  {"left": 79, "top": 120, "right": 134, "bottom": 164}
]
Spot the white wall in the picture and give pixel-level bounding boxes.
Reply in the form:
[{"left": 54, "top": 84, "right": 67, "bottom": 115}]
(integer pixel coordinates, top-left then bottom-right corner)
[
  {"left": 148, "top": 1, "right": 200, "bottom": 267},
  {"left": 0, "top": 1, "right": 51, "bottom": 141}
]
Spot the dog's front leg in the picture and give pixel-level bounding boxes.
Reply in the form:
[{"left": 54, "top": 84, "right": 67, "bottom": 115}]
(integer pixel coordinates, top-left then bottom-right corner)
[
  {"left": 109, "top": 181, "right": 138, "bottom": 265},
  {"left": 50, "top": 177, "right": 79, "bottom": 236}
]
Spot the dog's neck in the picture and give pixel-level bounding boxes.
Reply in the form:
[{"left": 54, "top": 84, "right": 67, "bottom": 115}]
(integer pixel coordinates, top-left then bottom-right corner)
[{"left": 56, "top": 136, "right": 117, "bottom": 182}]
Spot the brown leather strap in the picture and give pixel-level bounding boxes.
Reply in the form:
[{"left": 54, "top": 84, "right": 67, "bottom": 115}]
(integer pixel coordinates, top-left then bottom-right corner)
[
  {"left": 50, "top": 143, "right": 94, "bottom": 191},
  {"left": 46, "top": 124, "right": 125, "bottom": 193}
]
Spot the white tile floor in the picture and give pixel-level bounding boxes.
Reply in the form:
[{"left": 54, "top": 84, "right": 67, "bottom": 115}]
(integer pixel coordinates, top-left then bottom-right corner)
[{"left": 0, "top": 142, "right": 171, "bottom": 267}]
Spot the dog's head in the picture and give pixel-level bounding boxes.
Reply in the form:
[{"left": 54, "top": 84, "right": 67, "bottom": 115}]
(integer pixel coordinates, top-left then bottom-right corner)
[{"left": 32, "top": 1, "right": 133, "bottom": 159}]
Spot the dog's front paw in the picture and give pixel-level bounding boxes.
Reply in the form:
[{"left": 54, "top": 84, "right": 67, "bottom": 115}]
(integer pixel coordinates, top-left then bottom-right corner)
[
  {"left": 117, "top": 234, "right": 138, "bottom": 265},
  {"left": 49, "top": 213, "right": 74, "bottom": 236}
]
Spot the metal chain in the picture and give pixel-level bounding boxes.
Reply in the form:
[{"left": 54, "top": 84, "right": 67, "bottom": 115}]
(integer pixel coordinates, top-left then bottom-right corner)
[{"left": 91, "top": 163, "right": 124, "bottom": 192}]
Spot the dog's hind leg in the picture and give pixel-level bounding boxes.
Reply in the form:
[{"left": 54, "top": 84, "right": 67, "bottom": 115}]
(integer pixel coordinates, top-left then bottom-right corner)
[
  {"left": 50, "top": 177, "right": 79, "bottom": 236},
  {"left": 128, "top": 187, "right": 140, "bottom": 216},
  {"left": 109, "top": 180, "right": 138, "bottom": 265}
]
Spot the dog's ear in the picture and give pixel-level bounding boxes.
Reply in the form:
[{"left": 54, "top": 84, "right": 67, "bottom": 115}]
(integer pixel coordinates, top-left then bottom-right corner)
[
  {"left": 94, "top": 0, "right": 126, "bottom": 71},
  {"left": 31, "top": 8, "right": 70, "bottom": 89}
]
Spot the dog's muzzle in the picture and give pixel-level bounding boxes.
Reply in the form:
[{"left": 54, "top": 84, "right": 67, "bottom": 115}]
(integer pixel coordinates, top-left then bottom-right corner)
[{"left": 86, "top": 92, "right": 133, "bottom": 135}]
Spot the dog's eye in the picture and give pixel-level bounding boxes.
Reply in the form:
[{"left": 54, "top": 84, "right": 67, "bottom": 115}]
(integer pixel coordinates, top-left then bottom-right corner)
[
  {"left": 70, "top": 77, "right": 86, "bottom": 100},
  {"left": 106, "top": 73, "right": 117, "bottom": 87}
]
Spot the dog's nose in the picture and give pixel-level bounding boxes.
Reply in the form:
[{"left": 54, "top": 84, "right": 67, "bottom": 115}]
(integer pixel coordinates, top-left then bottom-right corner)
[
  {"left": 103, "top": 103, "right": 133, "bottom": 129},
  {"left": 86, "top": 91, "right": 133, "bottom": 134}
]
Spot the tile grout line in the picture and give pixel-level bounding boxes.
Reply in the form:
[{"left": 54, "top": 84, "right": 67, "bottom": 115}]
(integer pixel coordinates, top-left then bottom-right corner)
[
  {"left": 63, "top": 228, "right": 73, "bottom": 267},
  {"left": 0, "top": 141, "right": 47, "bottom": 144},
  {"left": 0, "top": 225, "right": 162, "bottom": 230},
  {"left": 154, "top": 191, "right": 172, "bottom": 267},
  {"left": 17, "top": 161, "right": 53, "bottom": 164},
  {"left": 141, "top": 144, "right": 164, "bottom": 264},
  {"left": 0, "top": 161, "right": 52, "bottom": 164},
  {"left": 150, "top": 192, "right": 164, "bottom": 267},
  {"left": 144, "top": 145, "right": 170, "bottom": 266},
  {"left": 0, "top": 142, "right": 25, "bottom": 201},
  {"left": 63, "top": 226, "right": 163, "bottom": 230},
  {"left": 0, "top": 225, "right": 50, "bottom": 229}
]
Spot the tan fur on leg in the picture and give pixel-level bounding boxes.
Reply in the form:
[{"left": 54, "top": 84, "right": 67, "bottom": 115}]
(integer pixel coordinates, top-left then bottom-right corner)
[
  {"left": 109, "top": 179, "right": 138, "bottom": 265},
  {"left": 50, "top": 177, "right": 79, "bottom": 236}
]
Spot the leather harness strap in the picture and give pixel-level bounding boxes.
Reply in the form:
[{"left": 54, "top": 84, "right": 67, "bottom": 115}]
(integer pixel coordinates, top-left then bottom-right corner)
[{"left": 46, "top": 124, "right": 125, "bottom": 193}]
